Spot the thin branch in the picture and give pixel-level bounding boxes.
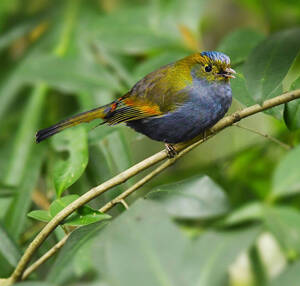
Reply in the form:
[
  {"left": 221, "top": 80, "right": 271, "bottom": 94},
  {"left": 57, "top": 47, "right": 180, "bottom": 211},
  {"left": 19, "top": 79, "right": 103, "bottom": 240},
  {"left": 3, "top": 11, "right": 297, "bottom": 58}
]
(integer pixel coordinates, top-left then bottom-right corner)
[
  {"left": 233, "top": 123, "right": 292, "bottom": 150},
  {"left": 22, "top": 235, "right": 70, "bottom": 280},
  {"left": 119, "top": 199, "right": 129, "bottom": 210},
  {"left": 4, "top": 89, "right": 300, "bottom": 285}
]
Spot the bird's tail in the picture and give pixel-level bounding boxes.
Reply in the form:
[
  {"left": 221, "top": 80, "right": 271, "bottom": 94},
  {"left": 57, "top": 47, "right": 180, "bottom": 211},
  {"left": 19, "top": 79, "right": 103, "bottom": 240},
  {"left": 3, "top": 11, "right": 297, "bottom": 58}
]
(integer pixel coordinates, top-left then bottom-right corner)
[{"left": 36, "top": 104, "right": 110, "bottom": 143}]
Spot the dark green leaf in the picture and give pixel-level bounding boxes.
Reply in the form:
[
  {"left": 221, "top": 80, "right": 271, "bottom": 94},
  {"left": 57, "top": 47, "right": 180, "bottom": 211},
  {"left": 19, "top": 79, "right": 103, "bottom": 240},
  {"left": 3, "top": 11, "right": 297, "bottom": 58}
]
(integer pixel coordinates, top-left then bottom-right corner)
[
  {"left": 52, "top": 126, "right": 88, "bottom": 197},
  {"left": 27, "top": 210, "right": 52, "bottom": 223},
  {"left": 147, "top": 175, "right": 230, "bottom": 219},
  {"left": 244, "top": 28, "right": 300, "bottom": 103},
  {"left": 218, "top": 28, "right": 265, "bottom": 66},
  {"left": 271, "top": 145, "right": 300, "bottom": 199},
  {"left": 284, "top": 77, "right": 300, "bottom": 130}
]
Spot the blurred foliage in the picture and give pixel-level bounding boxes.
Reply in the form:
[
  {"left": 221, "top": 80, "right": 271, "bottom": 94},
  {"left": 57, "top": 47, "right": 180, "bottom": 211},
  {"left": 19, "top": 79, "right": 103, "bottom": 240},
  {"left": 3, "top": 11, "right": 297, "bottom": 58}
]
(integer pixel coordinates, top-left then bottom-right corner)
[{"left": 0, "top": 0, "right": 300, "bottom": 285}]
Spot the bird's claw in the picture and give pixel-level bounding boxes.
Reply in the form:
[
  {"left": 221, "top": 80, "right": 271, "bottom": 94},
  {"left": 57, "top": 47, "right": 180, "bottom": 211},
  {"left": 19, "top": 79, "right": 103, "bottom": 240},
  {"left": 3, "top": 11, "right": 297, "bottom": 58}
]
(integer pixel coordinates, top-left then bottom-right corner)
[{"left": 165, "top": 144, "right": 177, "bottom": 158}]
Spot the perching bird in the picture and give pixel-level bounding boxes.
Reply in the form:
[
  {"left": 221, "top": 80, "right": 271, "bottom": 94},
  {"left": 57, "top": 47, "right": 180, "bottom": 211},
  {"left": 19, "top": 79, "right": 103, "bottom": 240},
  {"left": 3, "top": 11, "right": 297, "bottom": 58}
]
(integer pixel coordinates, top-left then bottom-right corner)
[{"left": 36, "top": 51, "right": 235, "bottom": 156}]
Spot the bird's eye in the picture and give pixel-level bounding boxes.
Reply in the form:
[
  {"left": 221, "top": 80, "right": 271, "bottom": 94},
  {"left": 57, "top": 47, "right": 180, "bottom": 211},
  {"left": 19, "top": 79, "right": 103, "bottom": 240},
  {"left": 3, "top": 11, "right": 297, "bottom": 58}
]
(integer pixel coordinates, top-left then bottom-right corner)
[{"left": 205, "top": 65, "right": 212, "bottom": 72}]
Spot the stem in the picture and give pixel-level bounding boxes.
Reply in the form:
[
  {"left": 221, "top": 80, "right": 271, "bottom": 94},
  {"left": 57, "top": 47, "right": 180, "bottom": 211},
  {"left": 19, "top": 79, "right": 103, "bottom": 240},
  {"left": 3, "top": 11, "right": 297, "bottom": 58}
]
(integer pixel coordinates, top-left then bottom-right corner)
[
  {"left": 4, "top": 89, "right": 300, "bottom": 285},
  {"left": 233, "top": 123, "right": 292, "bottom": 150}
]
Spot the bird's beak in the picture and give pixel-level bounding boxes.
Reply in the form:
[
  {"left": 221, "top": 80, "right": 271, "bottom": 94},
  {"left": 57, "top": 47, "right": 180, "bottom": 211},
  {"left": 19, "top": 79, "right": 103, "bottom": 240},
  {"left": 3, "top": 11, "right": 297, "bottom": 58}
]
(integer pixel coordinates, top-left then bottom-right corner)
[{"left": 223, "top": 67, "right": 236, "bottom": 79}]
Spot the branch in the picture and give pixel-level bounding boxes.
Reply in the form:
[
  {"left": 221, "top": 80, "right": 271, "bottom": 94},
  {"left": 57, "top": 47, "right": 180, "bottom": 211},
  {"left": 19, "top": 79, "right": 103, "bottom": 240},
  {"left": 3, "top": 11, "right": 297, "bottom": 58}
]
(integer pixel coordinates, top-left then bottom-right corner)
[{"left": 3, "top": 89, "right": 300, "bottom": 285}]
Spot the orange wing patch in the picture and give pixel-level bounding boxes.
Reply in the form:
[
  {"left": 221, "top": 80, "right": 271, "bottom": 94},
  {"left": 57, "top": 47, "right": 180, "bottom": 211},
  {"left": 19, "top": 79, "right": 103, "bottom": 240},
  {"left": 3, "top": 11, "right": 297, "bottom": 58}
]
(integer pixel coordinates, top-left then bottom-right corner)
[
  {"left": 106, "top": 97, "right": 162, "bottom": 125},
  {"left": 123, "top": 98, "right": 161, "bottom": 116}
]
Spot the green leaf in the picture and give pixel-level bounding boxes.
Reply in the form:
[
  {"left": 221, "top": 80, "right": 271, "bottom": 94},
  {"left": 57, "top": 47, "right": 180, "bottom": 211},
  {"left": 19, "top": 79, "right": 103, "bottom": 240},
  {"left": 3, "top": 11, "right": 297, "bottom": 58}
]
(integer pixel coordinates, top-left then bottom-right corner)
[
  {"left": 4, "top": 83, "right": 47, "bottom": 186},
  {"left": 269, "top": 260, "right": 300, "bottom": 286},
  {"left": 284, "top": 77, "right": 300, "bottom": 130},
  {"left": 244, "top": 28, "right": 300, "bottom": 104},
  {"left": 263, "top": 206, "right": 300, "bottom": 259},
  {"left": 0, "top": 224, "right": 20, "bottom": 268},
  {"left": 49, "top": 194, "right": 110, "bottom": 226},
  {"left": 218, "top": 28, "right": 265, "bottom": 66},
  {"left": 49, "top": 194, "right": 80, "bottom": 217},
  {"left": 52, "top": 126, "right": 88, "bottom": 197},
  {"left": 223, "top": 202, "right": 264, "bottom": 226},
  {"left": 27, "top": 210, "right": 52, "bottom": 223},
  {"left": 47, "top": 221, "right": 109, "bottom": 284},
  {"left": 271, "top": 145, "right": 300, "bottom": 199},
  {"left": 4, "top": 145, "right": 45, "bottom": 240},
  {"left": 64, "top": 206, "right": 110, "bottom": 227},
  {"left": 147, "top": 175, "right": 230, "bottom": 219}
]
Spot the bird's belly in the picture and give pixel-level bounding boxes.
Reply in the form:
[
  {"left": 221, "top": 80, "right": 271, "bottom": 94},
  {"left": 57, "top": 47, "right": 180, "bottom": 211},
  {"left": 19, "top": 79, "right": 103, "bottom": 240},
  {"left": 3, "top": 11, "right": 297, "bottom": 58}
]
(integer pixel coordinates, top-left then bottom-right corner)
[{"left": 127, "top": 94, "right": 232, "bottom": 143}]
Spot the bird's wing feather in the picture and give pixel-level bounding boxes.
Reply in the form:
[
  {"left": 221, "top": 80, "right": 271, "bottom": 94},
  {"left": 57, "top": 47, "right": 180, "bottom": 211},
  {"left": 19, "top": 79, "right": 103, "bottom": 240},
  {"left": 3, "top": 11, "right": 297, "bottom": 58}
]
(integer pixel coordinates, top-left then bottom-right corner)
[{"left": 106, "top": 63, "right": 191, "bottom": 125}]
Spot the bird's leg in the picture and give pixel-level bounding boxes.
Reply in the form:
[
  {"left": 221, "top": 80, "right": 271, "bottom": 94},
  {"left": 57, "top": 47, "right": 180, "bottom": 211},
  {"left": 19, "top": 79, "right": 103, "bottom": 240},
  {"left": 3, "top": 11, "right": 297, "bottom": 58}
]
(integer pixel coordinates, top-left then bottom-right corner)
[
  {"left": 202, "top": 129, "right": 209, "bottom": 142},
  {"left": 165, "top": 143, "right": 177, "bottom": 158}
]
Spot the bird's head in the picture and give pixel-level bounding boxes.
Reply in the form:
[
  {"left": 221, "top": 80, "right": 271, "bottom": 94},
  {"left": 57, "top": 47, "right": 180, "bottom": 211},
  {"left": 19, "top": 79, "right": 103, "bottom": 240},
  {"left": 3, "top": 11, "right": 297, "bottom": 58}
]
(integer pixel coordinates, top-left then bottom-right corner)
[{"left": 189, "top": 51, "right": 236, "bottom": 83}]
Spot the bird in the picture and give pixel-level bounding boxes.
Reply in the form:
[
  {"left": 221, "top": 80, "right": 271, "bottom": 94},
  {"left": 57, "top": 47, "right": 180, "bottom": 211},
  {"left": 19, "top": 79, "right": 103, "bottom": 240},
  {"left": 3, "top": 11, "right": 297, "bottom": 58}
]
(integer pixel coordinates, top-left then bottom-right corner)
[{"left": 36, "top": 51, "right": 235, "bottom": 157}]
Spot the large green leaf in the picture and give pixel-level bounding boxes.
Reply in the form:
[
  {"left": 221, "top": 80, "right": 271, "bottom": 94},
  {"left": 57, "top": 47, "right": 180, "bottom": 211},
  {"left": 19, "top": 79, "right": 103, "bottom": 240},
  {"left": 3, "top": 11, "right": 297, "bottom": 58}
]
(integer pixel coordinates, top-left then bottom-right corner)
[
  {"left": 52, "top": 126, "right": 88, "bottom": 197},
  {"left": 284, "top": 77, "right": 300, "bottom": 130},
  {"left": 46, "top": 221, "right": 109, "bottom": 284},
  {"left": 269, "top": 260, "right": 300, "bottom": 286},
  {"left": 91, "top": 199, "right": 259, "bottom": 286},
  {"left": 243, "top": 28, "right": 300, "bottom": 104},
  {"left": 147, "top": 175, "right": 230, "bottom": 219},
  {"left": 218, "top": 28, "right": 265, "bottom": 66},
  {"left": 271, "top": 145, "right": 300, "bottom": 199},
  {"left": 92, "top": 199, "right": 188, "bottom": 286},
  {"left": 263, "top": 206, "right": 300, "bottom": 259}
]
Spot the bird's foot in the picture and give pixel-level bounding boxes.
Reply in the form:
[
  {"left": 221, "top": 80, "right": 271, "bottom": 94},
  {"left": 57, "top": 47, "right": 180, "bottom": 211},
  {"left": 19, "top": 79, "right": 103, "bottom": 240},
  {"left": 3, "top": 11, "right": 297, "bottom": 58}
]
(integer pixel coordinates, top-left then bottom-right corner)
[{"left": 165, "top": 143, "right": 177, "bottom": 158}]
